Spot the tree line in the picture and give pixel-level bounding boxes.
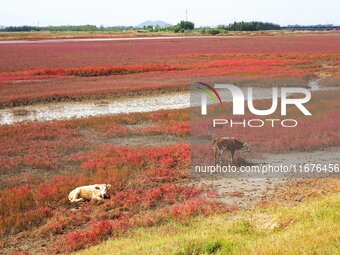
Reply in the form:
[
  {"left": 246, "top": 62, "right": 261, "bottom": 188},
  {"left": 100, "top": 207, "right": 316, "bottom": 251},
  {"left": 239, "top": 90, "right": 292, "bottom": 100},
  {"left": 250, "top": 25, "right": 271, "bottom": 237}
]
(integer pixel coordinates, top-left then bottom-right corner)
[
  {"left": 1, "top": 21, "right": 312, "bottom": 33},
  {"left": 219, "top": 21, "right": 281, "bottom": 31},
  {"left": 0, "top": 25, "right": 111, "bottom": 32}
]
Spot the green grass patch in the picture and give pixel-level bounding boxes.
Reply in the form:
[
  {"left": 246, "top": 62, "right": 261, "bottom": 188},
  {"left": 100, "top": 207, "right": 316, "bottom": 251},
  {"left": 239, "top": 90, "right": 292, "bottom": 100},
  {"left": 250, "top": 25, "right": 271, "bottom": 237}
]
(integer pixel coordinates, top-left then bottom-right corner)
[{"left": 76, "top": 194, "right": 340, "bottom": 255}]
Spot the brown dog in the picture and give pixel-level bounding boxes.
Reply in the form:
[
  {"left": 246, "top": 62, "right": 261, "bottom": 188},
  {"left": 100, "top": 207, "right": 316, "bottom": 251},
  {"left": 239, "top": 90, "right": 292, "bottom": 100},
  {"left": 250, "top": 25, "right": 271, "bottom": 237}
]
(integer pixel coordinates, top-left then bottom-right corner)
[{"left": 213, "top": 137, "right": 250, "bottom": 165}]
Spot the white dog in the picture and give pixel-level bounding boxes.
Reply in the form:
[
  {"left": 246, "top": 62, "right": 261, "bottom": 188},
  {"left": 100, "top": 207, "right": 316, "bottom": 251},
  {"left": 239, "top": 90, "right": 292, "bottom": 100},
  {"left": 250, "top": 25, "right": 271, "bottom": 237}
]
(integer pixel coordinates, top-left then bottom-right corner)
[{"left": 68, "top": 184, "right": 111, "bottom": 203}]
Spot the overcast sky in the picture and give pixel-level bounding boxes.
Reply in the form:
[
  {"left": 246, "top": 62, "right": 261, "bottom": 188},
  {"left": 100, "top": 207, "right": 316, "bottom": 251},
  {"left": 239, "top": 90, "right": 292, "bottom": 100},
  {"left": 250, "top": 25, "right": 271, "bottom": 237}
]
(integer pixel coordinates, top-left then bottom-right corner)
[{"left": 1, "top": 0, "right": 339, "bottom": 27}]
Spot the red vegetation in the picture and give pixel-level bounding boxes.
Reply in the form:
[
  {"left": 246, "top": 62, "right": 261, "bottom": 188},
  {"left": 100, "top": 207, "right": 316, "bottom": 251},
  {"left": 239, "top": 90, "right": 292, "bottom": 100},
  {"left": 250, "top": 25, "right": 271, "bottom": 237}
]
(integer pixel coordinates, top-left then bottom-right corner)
[
  {"left": 140, "top": 121, "right": 190, "bottom": 136},
  {"left": 0, "top": 122, "right": 85, "bottom": 172},
  {"left": 1, "top": 63, "right": 184, "bottom": 77},
  {"left": 0, "top": 109, "right": 189, "bottom": 175},
  {"left": 0, "top": 58, "right": 306, "bottom": 78},
  {"left": 1, "top": 142, "right": 222, "bottom": 253},
  {"left": 1, "top": 34, "right": 340, "bottom": 254},
  {"left": 74, "top": 144, "right": 190, "bottom": 174},
  {"left": 1, "top": 36, "right": 340, "bottom": 72},
  {"left": 0, "top": 107, "right": 224, "bottom": 254},
  {"left": 1, "top": 91, "right": 339, "bottom": 253},
  {"left": 53, "top": 197, "right": 227, "bottom": 253},
  {"left": 1, "top": 35, "right": 340, "bottom": 107}
]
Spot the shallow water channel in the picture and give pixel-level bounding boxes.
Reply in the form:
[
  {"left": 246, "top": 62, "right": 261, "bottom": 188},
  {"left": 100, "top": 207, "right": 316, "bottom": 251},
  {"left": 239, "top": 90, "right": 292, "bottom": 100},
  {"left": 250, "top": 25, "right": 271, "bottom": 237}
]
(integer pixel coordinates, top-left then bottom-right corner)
[{"left": 0, "top": 80, "right": 331, "bottom": 125}]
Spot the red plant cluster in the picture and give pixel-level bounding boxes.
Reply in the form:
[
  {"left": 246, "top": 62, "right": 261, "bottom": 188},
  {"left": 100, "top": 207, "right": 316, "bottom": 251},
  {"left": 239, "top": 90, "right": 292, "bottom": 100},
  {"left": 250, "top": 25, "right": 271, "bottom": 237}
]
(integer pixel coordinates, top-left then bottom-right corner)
[
  {"left": 111, "top": 184, "right": 201, "bottom": 209},
  {"left": 0, "top": 122, "right": 85, "bottom": 172},
  {"left": 1, "top": 64, "right": 185, "bottom": 77},
  {"left": 0, "top": 109, "right": 190, "bottom": 176},
  {"left": 100, "top": 121, "right": 189, "bottom": 137},
  {"left": 1, "top": 36, "right": 340, "bottom": 72},
  {"left": 141, "top": 168, "right": 188, "bottom": 183},
  {"left": 139, "top": 122, "right": 190, "bottom": 136},
  {"left": 0, "top": 57, "right": 307, "bottom": 78},
  {"left": 0, "top": 75, "right": 187, "bottom": 107},
  {"left": 53, "top": 197, "right": 227, "bottom": 253},
  {"left": 169, "top": 198, "right": 230, "bottom": 222},
  {"left": 0, "top": 139, "right": 225, "bottom": 254},
  {"left": 58, "top": 219, "right": 122, "bottom": 253},
  {"left": 0, "top": 108, "right": 192, "bottom": 249},
  {"left": 1, "top": 43, "right": 339, "bottom": 107},
  {"left": 72, "top": 144, "right": 190, "bottom": 173}
]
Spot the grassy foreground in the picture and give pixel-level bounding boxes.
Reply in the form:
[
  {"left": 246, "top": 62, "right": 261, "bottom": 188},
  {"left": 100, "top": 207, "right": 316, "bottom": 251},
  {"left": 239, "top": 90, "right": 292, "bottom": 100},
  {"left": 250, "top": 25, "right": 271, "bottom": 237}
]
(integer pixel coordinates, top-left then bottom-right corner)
[{"left": 77, "top": 195, "right": 340, "bottom": 255}]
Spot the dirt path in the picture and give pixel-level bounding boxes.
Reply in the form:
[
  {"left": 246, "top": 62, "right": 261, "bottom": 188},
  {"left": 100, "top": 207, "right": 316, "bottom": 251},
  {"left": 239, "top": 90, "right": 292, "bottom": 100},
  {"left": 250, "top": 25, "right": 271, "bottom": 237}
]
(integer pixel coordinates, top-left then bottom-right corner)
[{"left": 191, "top": 147, "right": 340, "bottom": 208}]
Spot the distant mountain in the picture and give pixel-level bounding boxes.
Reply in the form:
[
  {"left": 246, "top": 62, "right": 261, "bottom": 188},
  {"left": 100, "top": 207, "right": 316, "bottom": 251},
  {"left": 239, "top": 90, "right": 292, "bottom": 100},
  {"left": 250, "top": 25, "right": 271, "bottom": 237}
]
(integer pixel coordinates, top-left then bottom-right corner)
[{"left": 136, "top": 20, "right": 172, "bottom": 28}]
